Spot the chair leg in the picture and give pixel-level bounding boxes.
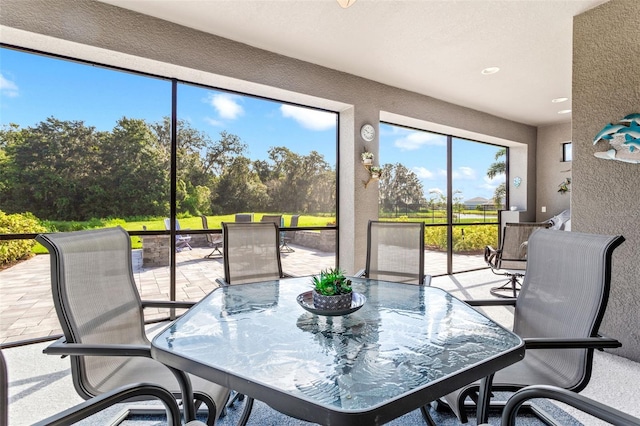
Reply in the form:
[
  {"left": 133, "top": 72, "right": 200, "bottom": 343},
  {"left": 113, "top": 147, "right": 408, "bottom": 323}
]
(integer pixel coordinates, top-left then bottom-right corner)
[
  {"left": 490, "top": 274, "right": 522, "bottom": 298},
  {"left": 280, "top": 240, "right": 295, "bottom": 253},
  {"left": 205, "top": 245, "right": 223, "bottom": 259}
]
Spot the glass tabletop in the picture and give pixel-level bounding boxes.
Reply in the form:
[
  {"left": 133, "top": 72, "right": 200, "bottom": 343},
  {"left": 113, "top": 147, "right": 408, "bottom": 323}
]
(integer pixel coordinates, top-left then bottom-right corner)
[{"left": 152, "top": 276, "right": 523, "bottom": 424}]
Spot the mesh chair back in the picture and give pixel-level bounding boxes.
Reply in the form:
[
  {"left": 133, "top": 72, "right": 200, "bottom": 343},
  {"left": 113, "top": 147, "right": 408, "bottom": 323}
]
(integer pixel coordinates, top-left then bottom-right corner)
[
  {"left": 498, "top": 222, "right": 550, "bottom": 270},
  {"left": 234, "top": 213, "right": 253, "bottom": 222},
  {"left": 365, "top": 221, "right": 425, "bottom": 285},
  {"left": 222, "top": 222, "right": 283, "bottom": 285},
  {"left": 514, "top": 229, "right": 624, "bottom": 390},
  {"left": 36, "top": 227, "right": 148, "bottom": 396},
  {"left": 260, "top": 215, "right": 282, "bottom": 226}
]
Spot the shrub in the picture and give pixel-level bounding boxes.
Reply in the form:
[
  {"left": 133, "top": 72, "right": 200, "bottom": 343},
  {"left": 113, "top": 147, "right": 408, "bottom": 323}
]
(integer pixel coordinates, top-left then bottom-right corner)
[
  {"left": 424, "top": 224, "right": 498, "bottom": 253},
  {"left": 0, "top": 210, "right": 47, "bottom": 266}
]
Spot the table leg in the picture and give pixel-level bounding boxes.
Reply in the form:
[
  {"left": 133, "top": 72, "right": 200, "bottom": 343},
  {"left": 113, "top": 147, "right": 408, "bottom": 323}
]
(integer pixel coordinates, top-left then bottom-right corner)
[
  {"left": 169, "top": 367, "right": 196, "bottom": 422},
  {"left": 476, "top": 373, "right": 494, "bottom": 424}
]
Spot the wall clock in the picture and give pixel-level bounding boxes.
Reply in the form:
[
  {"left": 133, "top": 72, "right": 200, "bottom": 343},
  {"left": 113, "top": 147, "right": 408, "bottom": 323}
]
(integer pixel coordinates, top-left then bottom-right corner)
[{"left": 361, "top": 124, "right": 375, "bottom": 142}]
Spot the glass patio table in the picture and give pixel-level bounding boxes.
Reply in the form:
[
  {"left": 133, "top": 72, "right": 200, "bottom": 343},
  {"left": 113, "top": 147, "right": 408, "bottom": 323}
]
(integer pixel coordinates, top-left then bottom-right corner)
[{"left": 151, "top": 276, "right": 524, "bottom": 425}]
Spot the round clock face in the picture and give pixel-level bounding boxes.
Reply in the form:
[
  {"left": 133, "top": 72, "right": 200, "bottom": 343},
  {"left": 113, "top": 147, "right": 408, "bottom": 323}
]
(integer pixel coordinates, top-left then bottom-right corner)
[
  {"left": 361, "top": 124, "right": 375, "bottom": 142},
  {"left": 513, "top": 176, "right": 522, "bottom": 187}
]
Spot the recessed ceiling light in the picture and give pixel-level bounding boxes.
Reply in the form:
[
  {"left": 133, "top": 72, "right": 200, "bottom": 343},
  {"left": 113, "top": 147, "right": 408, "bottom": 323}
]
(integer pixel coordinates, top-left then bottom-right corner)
[
  {"left": 481, "top": 67, "right": 500, "bottom": 75},
  {"left": 558, "top": 109, "right": 572, "bottom": 114},
  {"left": 552, "top": 97, "right": 569, "bottom": 103}
]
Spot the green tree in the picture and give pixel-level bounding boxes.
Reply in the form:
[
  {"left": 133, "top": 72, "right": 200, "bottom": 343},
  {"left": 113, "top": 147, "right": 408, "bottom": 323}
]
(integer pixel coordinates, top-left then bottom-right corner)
[
  {"left": 213, "top": 156, "right": 268, "bottom": 213},
  {"left": 487, "top": 148, "right": 506, "bottom": 208},
  {"left": 0, "top": 118, "right": 104, "bottom": 220},
  {"left": 378, "top": 163, "right": 426, "bottom": 213}
]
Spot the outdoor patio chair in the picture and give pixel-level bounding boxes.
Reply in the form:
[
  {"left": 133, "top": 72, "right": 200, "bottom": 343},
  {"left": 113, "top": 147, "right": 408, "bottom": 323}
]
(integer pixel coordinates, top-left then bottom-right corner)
[
  {"left": 434, "top": 229, "right": 625, "bottom": 424},
  {"left": 218, "top": 222, "right": 285, "bottom": 286},
  {"left": 201, "top": 215, "right": 223, "bottom": 258},
  {"left": 356, "top": 220, "right": 430, "bottom": 285},
  {"left": 280, "top": 214, "right": 299, "bottom": 253},
  {"left": 486, "top": 221, "right": 550, "bottom": 298},
  {"left": 216, "top": 221, "right": 287, "bottom": 423},
  {"left": 36, "top": 227, "right": 230, "bottom": 426},
  {"left": 0, "top": 349, "right": 197, "bottom": 426},
  {"left": 499, "top": 385, "right": 640, "bottom": 426},
  {"left": 234, "top": 213, "right": 253, "bottom": 222},
  {"left": 259, "top": 214, "right": 282, "bottom": 226},
  {"left": 163, "top": 218, "right": 193, "bottom": 252}
]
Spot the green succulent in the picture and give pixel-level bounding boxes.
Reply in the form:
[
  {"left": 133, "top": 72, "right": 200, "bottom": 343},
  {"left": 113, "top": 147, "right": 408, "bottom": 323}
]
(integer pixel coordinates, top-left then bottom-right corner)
[{"left": 312, "top": 267, "right": 352, "bottom": 296}]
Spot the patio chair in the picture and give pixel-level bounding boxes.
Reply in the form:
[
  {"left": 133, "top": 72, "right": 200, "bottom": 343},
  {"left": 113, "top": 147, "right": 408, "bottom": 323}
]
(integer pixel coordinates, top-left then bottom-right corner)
[
  {"left": 486, "top": 221, "right": 550, "bottom": 298},
  {"left": 218, "top": 221, "right": 285, "bottom": 286},
  {"left": 234, "top": 213, "right": 253, "bottom": 222},
  {"left": 500, "top": 385, "right": 640, "bottom": 426},
  {"left": 201, "top": 215, "right": 223, "bottom": 258},
  {"left": 216, "top": 221, "right": 287, "bottom": 423},
  {"left": 436, "top": 229, "right": 625, "bottom": 424},
  {"left": 280, "top": 214, "right": 299, "bottom": 253},
  {"left": 259, "top": 214, "right": 282, "bottom": 226},
  {"left": 356, "top": 220, "right": 430, "bottom": 285},
  {"left": 36, "top": 227, "right": 230, "bottom": 426},
  {"left": 164, "top": 218, "right": 193, "bottom": 252},
  {"left": 0, "top": 349, "right": 195, "bottom": 426}
]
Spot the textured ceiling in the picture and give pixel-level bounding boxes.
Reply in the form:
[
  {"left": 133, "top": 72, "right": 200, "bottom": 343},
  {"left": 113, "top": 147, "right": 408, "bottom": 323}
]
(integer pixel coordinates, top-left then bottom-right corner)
[{"left": 99, "top": 0, "right": 607, "bottom": 127}]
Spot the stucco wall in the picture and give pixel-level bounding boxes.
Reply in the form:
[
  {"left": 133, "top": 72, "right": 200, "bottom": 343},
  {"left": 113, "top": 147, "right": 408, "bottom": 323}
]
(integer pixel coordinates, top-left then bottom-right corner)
[
  {"left": 573, "top": 0, "right": 640, "bottom": 361},
  {"left": 1, "top": 0, "right": 537, "bottom": 273},
  {"left": 536, "top": 123, "right": 572, "bottom": 221}
]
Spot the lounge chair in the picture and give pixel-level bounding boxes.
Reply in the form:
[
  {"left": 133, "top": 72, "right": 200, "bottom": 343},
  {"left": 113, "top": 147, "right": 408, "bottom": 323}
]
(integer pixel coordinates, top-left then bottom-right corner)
[
  {"left": 436, "top": 229, "right": 625, "bottom": 424},
  {"left": 356, "top": 220, "right": 430, "bottom": 285},
  {"left": 36, "top": 227, "right": 230, "bottom": 426},
  {"left": 164, "top": 218, "right": 192, "bottom": 252}
]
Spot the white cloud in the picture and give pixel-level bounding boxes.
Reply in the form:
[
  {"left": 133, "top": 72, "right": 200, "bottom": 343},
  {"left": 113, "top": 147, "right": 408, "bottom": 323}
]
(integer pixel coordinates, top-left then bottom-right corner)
[
  {"left": 0, "top": 74, "right": 19, "bottom": 97},
  {"left": 207, "top": 93, "right": 244, "bottom": 119},
  {"left": 204, "top": 117, "right": 224, "bottom": 127},
  {"left": 456, "top": 166, "right": 476, "bottom": 179},
  {"left": 484, "top": 175, "right": 504, "bottom": 185},
  {"left": 394, "top": 131, "right": 445, "bottom": 151},
  {"left": 280, "top": 105, "right": 335, "bottom": 131},
  {"left": 413, "top": 166, "right": 434, "bottom": 179}
]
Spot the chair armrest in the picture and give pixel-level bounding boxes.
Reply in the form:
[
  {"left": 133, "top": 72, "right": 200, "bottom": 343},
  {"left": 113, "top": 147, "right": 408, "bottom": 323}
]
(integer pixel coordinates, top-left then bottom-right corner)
[
  {"left": 33, "top": 383, "right": 182, "bottom": 426},
  {"left": 465, "top": 298, "right": 517, "bottom": 307},
  {"left": 423, "top": 275, "right": 432, "bottom": 286},
  {"left": 523, "top": 336, "right": 621, "bottom": 350},
  {"left": 501, "top": 385, "right": 640, "bottom": 426},
  {"left": 216, "top": 278, "right": 230, "bottom": 287},
  {"left": 142, "top": 300, "right": 195, "bottom": 309},
  {"left": 43, "top": 337, "right": 151, "bottom": 357},
  {"left": 484, "top": 245, "right": 500, "bottom": 266},
  {"left": 354, "top": 269, "right": 366, "bottom": 277}
]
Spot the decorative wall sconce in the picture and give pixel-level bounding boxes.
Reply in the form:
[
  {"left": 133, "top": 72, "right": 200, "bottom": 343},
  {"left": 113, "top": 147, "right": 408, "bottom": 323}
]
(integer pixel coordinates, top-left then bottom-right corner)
[
  {"left": 361, "top": 150, "right": 382, "bottom": 188},
  {"left": 558, "top": 177, "right": 571, "bottom": 194}
]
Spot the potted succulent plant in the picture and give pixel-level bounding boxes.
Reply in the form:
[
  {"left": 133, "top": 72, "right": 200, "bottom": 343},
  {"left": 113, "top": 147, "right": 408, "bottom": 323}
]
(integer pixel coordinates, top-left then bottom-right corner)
[
  {"left": 369, "top": 166, "right": 382, "bottom": 179},
  {"left": 361, "top": 151, "right": 374, "bottom": 165},
  {"left": 311, "top": 268, "right": 353, "bottom": 310}
]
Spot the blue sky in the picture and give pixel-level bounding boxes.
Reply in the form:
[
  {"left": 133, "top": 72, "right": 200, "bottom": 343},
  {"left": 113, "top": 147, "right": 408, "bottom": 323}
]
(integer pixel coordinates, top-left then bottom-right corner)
[{"left": 1, "top": 47, "right": 504, "bottom": 201}]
